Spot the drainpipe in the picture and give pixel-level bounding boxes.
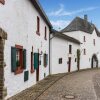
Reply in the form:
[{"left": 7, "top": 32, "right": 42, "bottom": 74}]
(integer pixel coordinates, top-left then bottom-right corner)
[{"left": 49, "top": 29, "right": 51, "bottom": 75}]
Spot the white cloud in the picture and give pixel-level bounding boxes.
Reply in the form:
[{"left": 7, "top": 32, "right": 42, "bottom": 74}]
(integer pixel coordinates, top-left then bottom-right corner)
[
  {"left": 51, "top": 20, "right": 70, "bottom": 30},
  {"left": 49, "top": 4, "right": 99, "bottom": 17}
]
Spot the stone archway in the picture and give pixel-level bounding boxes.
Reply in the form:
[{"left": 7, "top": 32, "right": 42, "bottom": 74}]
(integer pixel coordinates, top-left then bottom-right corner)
[
  {"left": 91, "top": 54, "right": 98, "bottom": 68},
  {"left": 0, "top": 28, "right": 7, "bottom": 100}
]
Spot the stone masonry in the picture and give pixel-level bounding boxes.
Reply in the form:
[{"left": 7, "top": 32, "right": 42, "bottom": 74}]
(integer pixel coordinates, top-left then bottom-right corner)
[{"left": 0, "top": 28, "right": 7, "bottom": 100}]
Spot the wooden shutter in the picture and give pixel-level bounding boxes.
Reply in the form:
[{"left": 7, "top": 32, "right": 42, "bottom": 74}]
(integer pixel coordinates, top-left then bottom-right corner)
[
  {"left": 46, "top": 54, "right": 48, "bottom": 66},
  {"left": 11, "top": 47, "right": 17, "bottom": 72},
  {"left": 34, "top": 53, "right": 39, "bottom": 69},
  {"left": 24, "top": 71, "right": 29, "bottom": 82},
  {"left": 23, "top": 49, "right": 26, "bottom": 69},
  {"left": 44, "top": 54, "right": 46, "bottom": 67}
]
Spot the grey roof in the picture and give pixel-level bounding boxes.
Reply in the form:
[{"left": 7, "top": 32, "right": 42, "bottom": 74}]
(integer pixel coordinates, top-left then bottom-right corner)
[
  {"left": 61, "top": 17, "right": 100, "bottom": 37},
  {"left": 51, "top": 29, "right": 81, "bottom": 44},
  {"left": 30, "top": 0, "right": 52, "bottom": 28}
]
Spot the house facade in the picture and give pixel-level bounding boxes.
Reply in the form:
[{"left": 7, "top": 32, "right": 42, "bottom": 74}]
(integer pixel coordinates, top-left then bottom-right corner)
[
  {"left": 50, "top": 30, "right": 80, "bottom": 74},
  {"left": 0, "top": 0, "right": 52, "bottom": 99},
  {"left": 61, "top": 15, "right": 100, "bottom": 70}
]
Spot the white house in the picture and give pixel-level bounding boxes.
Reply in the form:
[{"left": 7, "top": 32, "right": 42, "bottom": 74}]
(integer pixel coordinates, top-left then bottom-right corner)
[
  {"left": 50, "top": 29, "right": 80, "bottom": 74},
  {"left": 0, "top": 0, "right": 52, "bottom": 99},
  {"left": 61, "top": 15, "right": 100, "bottom": 70}
]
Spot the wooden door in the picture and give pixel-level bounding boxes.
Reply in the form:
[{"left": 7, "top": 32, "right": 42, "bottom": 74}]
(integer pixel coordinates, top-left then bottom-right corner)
[
  {"left": 68, "top": 57, "right": 71, "bottom": 72},
  {"left": 36, "top": 66, "right": 39, "bottom": 82}
]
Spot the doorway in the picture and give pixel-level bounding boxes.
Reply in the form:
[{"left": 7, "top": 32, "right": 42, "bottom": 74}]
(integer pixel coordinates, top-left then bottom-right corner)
[
  {"left": 91, "top": 54, "right": 98, "bottom": 68},
  {"left": 36, "top": 66, "right": 39, "bottom": 82}
]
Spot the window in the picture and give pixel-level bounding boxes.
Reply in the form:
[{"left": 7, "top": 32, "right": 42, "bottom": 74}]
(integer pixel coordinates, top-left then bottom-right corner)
[
  {"left": 44, "top": 54, "right": 48, "bottom": 67},
  {"left": 93, "top": 39, "right": 95, "bottom": 46},
  {"left": 36, "top": 16, "right": 40, "bottom": 35},
  {"left": 75, "top": 58, "right": 77, "bottom": 62},
  {"left": 83, "top": 49, "right": 86, "bottom": 55},
  {"left": 59, "top": 58, "right": 62, "bottom": 64},
  {"left": 83, "top": 36, "right": 86, "bottom": 42},
  {"left": 11, "top": 45, "right": 26, "bottom": 75},
  {"left": 44, "top": 26, "right": 47, "bottom": 40},
  {"left": 69, "top": 45, "right": 72, "bottom": 54}
]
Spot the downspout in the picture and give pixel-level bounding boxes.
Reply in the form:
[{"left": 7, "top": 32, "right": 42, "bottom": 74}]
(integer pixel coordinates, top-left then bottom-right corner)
[{"left": 49, "top": 28, "right": 51, "bottom": 75}]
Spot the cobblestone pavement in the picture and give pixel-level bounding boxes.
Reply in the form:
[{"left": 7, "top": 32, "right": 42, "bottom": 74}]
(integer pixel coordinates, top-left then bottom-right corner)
[
  {"left": 37, "top": 68, "right": 100, "bottom": 100},
  {"left": 8, "top": 68, "right": 100, "bottom": 100},
  {"left": 8, "top": 73, "right": 66, "bottom": 100}
]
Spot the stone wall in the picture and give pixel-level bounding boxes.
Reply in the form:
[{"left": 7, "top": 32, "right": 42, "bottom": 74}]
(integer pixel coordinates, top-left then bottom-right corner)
[{"left": 0, "top": 28, "right": 7, "bottom": 100}]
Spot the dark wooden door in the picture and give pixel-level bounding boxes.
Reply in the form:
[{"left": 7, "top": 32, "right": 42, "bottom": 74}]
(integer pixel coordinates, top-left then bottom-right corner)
[
  {"left": 68, "top": 57, "right": 71, "bottom": 72},
  {"left": 36, "top": 66, "right": 39, "bottom": 82}
]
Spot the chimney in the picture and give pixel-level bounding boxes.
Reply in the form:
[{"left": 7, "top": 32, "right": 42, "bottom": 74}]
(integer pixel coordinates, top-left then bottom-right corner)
[{"left": 84, "top": 15, "right": 88, "bottom": 21}]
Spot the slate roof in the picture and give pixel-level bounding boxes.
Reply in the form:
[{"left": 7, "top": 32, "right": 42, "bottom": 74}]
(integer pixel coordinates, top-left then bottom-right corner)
[
  {"left": 61, "top": 17, "right": 100, "bottom": 37},
  {"left": 30, "top": 0, "right": 52, "bottom": 28},
  {"left": 51, "top": 29, "right": 81, "bottom": 44}
]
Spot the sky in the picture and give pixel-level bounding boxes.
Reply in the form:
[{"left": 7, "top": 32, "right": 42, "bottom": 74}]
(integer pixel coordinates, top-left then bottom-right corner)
[{"left": 39, "top": 0, "right": 100, "bottom": 31}]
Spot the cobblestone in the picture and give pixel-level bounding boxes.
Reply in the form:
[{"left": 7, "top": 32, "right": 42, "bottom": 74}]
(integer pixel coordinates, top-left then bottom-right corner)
[{"left": 8, "top": 68, "right": 100, "bottom": 100}]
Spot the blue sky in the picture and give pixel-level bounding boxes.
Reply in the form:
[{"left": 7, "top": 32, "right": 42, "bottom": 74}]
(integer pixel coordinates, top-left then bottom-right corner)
[{"left": 39, "top": 0, "right": 100, "bottom": 30}]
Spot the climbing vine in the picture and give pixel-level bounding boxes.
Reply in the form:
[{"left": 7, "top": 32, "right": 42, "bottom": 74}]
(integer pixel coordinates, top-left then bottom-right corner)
[{"left": 77, "top": 49, "right": 80, "bottom": 71}]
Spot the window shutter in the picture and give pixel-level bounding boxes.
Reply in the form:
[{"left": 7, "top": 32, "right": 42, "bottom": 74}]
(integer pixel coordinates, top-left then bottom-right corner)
[
  {"left": 24, "top": 71, "right": 29, "bottom": 82},
  {"left": 23, "top": 49, "right": 26, "bottom": 69},
  {"left": 34, "top": 53, "right": 39, "bottom": 70},
  {"left": 44, "top": 54, "right": 46, "bottom": 67},
  {"left": 11, "top": 47, "right": 17, "bottom": 72},
  {"left": 46, "top": 54, "right": 48, "bottom": 66}
]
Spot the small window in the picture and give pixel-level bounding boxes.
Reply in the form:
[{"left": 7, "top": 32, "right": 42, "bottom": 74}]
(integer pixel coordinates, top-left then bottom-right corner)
[
  {"left": 44, "top": 26, "right": 47, "bottom": 40},
  {"left": 83, "top": 49, "right": 86, "bottom": 55},
  {"left": 59, "top": 58, "right": 62, "bottom": 64},
  {"left": 11, "top": 45, "right": 26, "bottom": 75},
  {"left": 83, "top": 36, "right": 86, "bottom": 42},
  {"left": 75, "top": 58, "right": 77, "bottom": 62},
  {"left": 69, "top": 45, "right": 72, "bottom": 54},
  {"left": 93, "top": 39, "right": 95, "bottom": 46},
  {"left": 44, "top": 54, "right": 48, "bottom": 67},
  {"left": 36, "top": 16, "right": 40, "bottom": 35}
]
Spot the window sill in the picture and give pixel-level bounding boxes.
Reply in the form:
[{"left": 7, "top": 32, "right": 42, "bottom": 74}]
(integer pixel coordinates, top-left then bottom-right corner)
[
  {"left": 36, "top": 31, "right": 40, "bottom": 36},
  {"left": 15, "top": 67, "right": 23, "bottom": 75},
  {"left": 30, "top": 67, "right": 34, "bottom": 73}
]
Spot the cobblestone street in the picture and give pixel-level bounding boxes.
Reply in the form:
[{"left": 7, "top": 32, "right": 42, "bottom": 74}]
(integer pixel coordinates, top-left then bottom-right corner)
[
  {"left": 9, "top": 68, "right": 100, "bottom": 100},
  {"left": 37, "top": 69, "right": 100, "bottom": 100}
]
